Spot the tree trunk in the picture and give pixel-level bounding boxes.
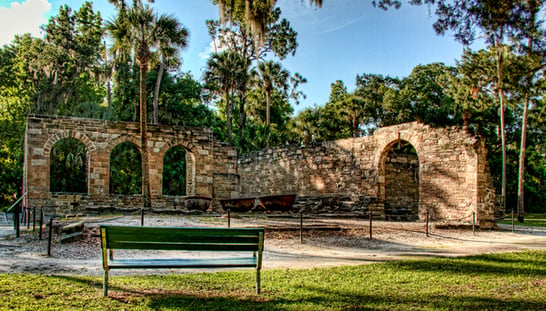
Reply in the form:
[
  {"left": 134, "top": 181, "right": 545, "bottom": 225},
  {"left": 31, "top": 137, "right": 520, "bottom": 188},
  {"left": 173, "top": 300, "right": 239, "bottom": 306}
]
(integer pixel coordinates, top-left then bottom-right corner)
[
  {"left": 239, "top": 93, "right": 247, "bottom": 150},
  {"left": 496, "top": 46, "right": 507, "bottom": 214},
  {"left": 266, "top": 90, "right": 271, "bottom": 126},
  {"left": 517, "top": 95, "right": 529, "bottom": 222},
  {"left": 140, "top": 63, "right": 151, "bottom": 208},
  {"left": 517, "top": 0, "right": 537, "bottom": 223},
  {"left": 226, "top": 92, "right": 232, "bottom": 144},
  {"left": 152, "top": 61, "right": 165, "bottom": 124}
]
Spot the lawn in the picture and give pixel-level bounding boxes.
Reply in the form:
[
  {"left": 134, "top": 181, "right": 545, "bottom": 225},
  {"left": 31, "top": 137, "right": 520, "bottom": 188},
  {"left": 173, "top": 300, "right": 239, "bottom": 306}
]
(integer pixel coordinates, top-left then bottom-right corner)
[
  {"left": 1, "top": 251, "right": 545, "bottom": 310},
  {"left": 498, "top": 213, "right": 546, "bottom": 227}
]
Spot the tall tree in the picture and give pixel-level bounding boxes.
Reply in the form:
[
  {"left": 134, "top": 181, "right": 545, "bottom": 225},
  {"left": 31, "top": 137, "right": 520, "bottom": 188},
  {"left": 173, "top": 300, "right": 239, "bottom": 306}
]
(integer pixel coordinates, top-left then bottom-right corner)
[
  {"left": 255, "top": 60, "right": 289, "bottom": 126},
  {"left": 513, "top": 0, "right": 545, "bottom": 221},
  {"left": 214, "top": 0, "right": 321, "bottom": 46},
  {"left": 151, "top": 16, "right": 189, "bottom": 124},
  {"left": 107, "top": 0, "right": 185, "bottom": 207},
  {"left": 430, "top": 0, "right": 525, "bottom": 215},
  {"left": 203, "top": 51, "right": 249, "bottom": 143}
]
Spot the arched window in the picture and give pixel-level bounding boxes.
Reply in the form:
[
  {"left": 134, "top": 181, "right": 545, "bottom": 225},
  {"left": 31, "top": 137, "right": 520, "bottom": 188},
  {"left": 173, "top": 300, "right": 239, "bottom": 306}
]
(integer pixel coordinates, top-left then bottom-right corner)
[
  {"left": 109, "top": 142, "right": 142, "bottom": 195},
  {"left": 50, "top": 138, "right": 88, "bottom": 193},
  {"left": 163, "top": 146, "right": 186, "bottom": 195}
]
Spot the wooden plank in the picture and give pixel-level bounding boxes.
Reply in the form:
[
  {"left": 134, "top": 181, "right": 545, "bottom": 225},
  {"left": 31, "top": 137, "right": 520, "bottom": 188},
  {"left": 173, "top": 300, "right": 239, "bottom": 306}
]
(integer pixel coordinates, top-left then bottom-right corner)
[
  {"left": 106, "top": 242, "right": 260, "bottom": 251},
  {"left": 101, "top": 225, "right": 264, "bottom": 251},
  {"left": 108, "top": 257, "right": 258, "bottom": 269}
]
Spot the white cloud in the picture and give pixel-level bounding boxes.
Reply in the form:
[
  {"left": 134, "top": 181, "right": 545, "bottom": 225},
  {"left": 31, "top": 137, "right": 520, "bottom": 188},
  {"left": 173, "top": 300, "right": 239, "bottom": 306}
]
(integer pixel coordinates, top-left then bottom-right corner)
[
  {"left": 0, "top": 0, "right": 51, "bottom": 46},
  {"left": 198, "top": 36, "right": 232, "bottom": 61}
]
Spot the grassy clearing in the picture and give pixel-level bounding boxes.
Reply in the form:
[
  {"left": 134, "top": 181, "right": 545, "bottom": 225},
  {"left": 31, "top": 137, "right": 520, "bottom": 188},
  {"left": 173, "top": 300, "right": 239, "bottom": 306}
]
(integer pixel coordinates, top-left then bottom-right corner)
[
  {"left": 1, "top": 251, "right": 545, "bottom": 310},
  {"left": 498, "top": 213, "right": 546, "bottom": 227}
]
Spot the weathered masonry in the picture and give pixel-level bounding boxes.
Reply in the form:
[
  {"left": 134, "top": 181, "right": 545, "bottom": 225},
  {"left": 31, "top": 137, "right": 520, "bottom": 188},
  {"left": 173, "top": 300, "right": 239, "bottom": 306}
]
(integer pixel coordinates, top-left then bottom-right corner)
[
  {"left": 23, "top": 115, "right": 238, "bottom": 213},
  {"left": 24, "top": 116, "right": 497, "bottom": 227},
  {"left": 238, "top": 122, "right": 497, "bottom": 227}
]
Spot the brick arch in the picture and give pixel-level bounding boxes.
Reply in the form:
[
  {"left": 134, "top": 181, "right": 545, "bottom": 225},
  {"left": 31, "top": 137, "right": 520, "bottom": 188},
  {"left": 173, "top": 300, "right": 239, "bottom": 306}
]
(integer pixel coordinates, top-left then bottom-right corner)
[
  {"left": 43, "top": 130, "right": 96, "bottom": 157},
  {"left": 106, "top": 137, "right": 142, "bottom": 193},
  {"left": 158, "top": 142, "right": 198, "bottom": 196},
  {"left": 42, "top": 130, "right": 95, "bottom": 193},
  {"left": 105, "top": 135, "right": 142, "bottom": 156},
  {"left": 25, "top": 115, "right": 230, "bottom": 212}
]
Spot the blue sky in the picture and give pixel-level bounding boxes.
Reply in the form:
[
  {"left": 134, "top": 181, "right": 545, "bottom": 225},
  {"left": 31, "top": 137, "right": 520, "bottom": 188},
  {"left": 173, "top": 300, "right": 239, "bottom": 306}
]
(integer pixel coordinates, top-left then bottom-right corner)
[{"left": 0, "top": 0, "right": 473, "bottom": 113}]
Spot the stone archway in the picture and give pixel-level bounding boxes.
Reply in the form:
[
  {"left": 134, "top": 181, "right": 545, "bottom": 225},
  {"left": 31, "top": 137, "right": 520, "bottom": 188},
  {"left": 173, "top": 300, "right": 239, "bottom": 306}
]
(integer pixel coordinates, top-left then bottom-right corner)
[
  {"left": 379, "top": 139, "right": 420, "bottom": 221},
  {"left": 238, "top": 121, "right": 497, "bottom": 227},
  {"left": 23, "top": 115, "right": 238, "bottom": 212}
]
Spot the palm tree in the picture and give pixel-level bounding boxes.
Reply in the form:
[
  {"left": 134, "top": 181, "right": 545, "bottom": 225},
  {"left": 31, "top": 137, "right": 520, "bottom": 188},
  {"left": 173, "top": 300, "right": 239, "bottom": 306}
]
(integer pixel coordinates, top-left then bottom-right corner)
[
  {"left": 107, "top": 0, "right": 186, "bottom": 208},
  {"left": 204, "top": 51, "right": 248, "bottom": 144},
  {"left": 152, "top": 17, "right": 189, "bottom": 124},
  {"left": 255, "top": 61, "right": 289, "bottom": 126}
]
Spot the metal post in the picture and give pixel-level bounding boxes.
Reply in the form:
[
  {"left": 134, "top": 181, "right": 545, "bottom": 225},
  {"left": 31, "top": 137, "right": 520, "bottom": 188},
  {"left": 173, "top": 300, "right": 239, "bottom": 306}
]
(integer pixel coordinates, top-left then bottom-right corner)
[
  {"left": 141, "top": 208, "right": 144, "bottom": 226},
  {"left": 227, "top": 209, "right": 231, "bottom": 228},
  {"left": 472, "top": 212, "right": 476, "bottom": 236},
  {"left": 300, "top": 211, "right": 303, "bottom": 244},
  {"left": 33, "top": 207, "right": 36, "bottom": 231},
  {"left": 48, "top": 217, "right": 54, "bottom": 256},
  {"left": 39, "top": 208, "right": 44, "bottom": 241},
  {"left": 512, "top": 209, "right": 516, "bottom": 233},
  {"left": 426, "top": 208, "right": 429, "bottom": 237},
  {"left": 27, "top": 208, "right": 30, "bottom": 229},
  {"left": 14, "top": 209, "right": 20, "bottom": 238},
  {"left": 369, "top": 211, "right": 373, "bottom": 240},
  {"left": 21, "top": 207, "right": 25, "bottom": 227}
]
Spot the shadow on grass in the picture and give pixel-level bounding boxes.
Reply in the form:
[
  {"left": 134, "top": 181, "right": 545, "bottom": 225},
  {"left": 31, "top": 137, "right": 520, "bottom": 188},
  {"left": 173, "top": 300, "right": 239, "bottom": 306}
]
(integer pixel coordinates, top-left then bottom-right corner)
[
  {"left": 40, "top": 252, "right": 546, "bottom": 310},
  {"left": 297, "top": 283, "right": 546, "bottom": 311},
  {"left": 385, "top": 251, "right": 546, "bottom": 277}
]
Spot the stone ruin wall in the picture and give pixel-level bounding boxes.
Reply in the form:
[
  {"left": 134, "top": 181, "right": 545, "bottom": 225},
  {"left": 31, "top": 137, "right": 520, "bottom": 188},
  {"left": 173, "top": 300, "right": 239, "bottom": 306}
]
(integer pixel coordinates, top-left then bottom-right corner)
[
  {"left": 23, "top": 115, "right": 237, "bottom": 214},
  {"left": 238, "top": 122, "right": 497, "bottom": 227},
  {"left": 23, "top": 116, "right": 497, "bottom": 226}
]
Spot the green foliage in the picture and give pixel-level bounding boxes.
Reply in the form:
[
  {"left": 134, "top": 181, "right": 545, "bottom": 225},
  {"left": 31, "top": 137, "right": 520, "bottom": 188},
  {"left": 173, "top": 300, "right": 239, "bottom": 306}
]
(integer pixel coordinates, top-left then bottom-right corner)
[
  {"left": 163, "top": 146, "right": 186, "bottom": 196},
  {"left": 109, "top": 143, "right": 142, "bottom": 195},
  {"left": 49, "top": 138, "right": 88, "bottom": 193},
  {"left": 1, "top": 251, "right": 546, "bottom": 310}
]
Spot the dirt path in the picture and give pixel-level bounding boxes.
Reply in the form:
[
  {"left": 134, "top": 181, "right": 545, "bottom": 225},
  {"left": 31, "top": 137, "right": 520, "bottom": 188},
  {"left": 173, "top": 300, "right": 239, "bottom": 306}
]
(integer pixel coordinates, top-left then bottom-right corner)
[{"left": 1, "top": 215, "right": 545, "bottom": 275}]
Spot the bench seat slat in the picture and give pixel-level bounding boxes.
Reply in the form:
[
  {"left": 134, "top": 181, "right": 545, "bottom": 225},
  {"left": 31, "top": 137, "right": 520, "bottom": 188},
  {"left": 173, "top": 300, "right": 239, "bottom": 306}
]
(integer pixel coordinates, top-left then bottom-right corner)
[
  {"left": 108, "top": 257, "right": 258, "bottom": 269},
  {"left": 106, "top": 241, "right": 260, "bottom": 251}
]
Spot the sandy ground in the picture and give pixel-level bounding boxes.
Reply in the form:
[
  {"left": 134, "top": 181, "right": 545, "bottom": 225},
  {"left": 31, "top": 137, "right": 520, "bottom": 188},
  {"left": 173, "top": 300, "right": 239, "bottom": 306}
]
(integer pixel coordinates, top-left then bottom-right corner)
[{"left": 1, "top": 214, "right": 545, "bottom": 276}]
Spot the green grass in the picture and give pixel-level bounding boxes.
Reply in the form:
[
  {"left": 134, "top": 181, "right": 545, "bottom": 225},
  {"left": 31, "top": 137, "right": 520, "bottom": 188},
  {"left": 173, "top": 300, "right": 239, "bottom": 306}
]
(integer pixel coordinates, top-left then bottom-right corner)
[
  {"left": 498, "top": 213, "right": 546, "bottom": 227},
  {"left": 2, "top": 251, "right": 546, "bottom": 310}
]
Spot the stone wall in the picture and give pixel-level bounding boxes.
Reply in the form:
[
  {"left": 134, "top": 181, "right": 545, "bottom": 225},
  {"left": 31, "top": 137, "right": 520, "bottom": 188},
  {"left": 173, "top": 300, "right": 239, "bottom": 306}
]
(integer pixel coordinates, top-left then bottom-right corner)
[
  {"left": 385, "top": 152, "right": 419, "bottom": 218},
  {"left": 23, "top": 115, "right": 236, "bottom": 214},
  {"left": 238, "top": 122, "right": 497, "bottom": 226}
]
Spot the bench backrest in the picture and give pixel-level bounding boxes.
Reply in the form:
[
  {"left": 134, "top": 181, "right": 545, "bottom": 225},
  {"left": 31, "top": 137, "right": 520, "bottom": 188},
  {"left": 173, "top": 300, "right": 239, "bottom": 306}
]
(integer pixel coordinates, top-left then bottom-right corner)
[{"left": 100, "top": 225, "right": 264, "bottom": 252}]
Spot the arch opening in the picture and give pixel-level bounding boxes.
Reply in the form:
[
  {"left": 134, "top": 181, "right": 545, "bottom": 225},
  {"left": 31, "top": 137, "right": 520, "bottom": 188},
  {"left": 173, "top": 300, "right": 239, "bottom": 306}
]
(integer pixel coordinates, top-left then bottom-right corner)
[
  {"left": 109, "top": 142, "right": 142, "bottom": 195},
  {"left": 49, "top": 138, "right": 88, "bottom": 193},
  {"left": 162, "top": 146, "right": 187, "bottom": 196},
  {"left": 383, "top": 140, "right": 420, "bottom": 221}
]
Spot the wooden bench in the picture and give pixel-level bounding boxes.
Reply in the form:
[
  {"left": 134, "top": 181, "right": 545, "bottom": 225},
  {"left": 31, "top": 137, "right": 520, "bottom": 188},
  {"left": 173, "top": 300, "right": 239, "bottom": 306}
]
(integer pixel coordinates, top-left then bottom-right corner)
[{"left": 100, "top": 225, "right": 265, "bottom": 296}]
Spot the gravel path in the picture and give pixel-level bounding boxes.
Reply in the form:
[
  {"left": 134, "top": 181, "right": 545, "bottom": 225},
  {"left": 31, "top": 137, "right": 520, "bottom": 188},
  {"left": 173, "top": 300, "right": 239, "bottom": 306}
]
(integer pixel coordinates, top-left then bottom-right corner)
[{"left": 1, "top": 214, "right": 545, "bottom": 276}]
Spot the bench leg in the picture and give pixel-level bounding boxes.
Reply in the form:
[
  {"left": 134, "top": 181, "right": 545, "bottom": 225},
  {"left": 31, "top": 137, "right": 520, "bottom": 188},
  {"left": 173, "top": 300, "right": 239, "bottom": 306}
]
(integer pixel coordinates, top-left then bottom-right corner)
[
  {"left": 103, "top": 269, "right": 109, "bottom": 297},
  {"left": 256, "top": 269, "right": 261, "bottom": 294}
]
